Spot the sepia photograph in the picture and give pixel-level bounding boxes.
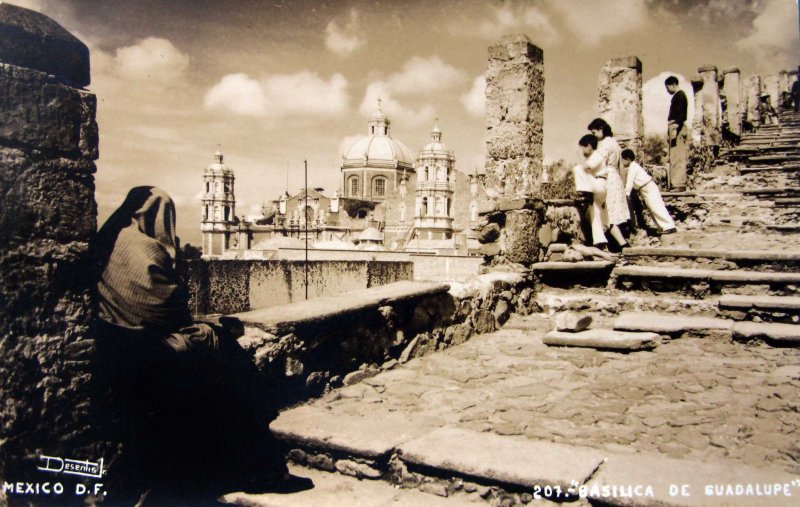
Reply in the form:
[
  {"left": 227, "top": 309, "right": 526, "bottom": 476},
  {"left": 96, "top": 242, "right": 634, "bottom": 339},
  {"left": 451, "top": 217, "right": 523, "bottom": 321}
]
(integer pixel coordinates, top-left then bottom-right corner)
[{"left": 1, "top": 0, "right": 799, "bottom": 505}]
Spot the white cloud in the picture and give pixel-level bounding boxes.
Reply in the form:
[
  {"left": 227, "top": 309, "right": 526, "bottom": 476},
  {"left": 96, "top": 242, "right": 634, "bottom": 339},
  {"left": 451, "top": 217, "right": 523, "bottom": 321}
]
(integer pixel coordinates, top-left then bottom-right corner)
[
  {"left": 735, "top": 0, "right": 798, "bottom": 72},
  {"left": 205, "top": 71, "right": 349, "bottom": 118},
  {"left": 358, "top": 81, "right": 435, "bottom": 127},
  {"left": 642, "top": 72, "right": 694, "bottom": 135},
  {"left": 204, "top": 73, "right": 266, "bottom": 116},
  {"left": 325, "top": 8, "right": 363, "bottom": 56},
  {"left": 553, "top": 0, "right": 648, "bottom": 46},
  {"left": 461, "top": 75, "right": 486, "bottom": 117},
  {"left": 114, "top": 37, "right": 189, "bottom": 84},
  {"left": 387, "top": 56, "right": 466, "bottom": 95},
  {"left": 475, "top": 2, "right": 558, "bottom": 45}
]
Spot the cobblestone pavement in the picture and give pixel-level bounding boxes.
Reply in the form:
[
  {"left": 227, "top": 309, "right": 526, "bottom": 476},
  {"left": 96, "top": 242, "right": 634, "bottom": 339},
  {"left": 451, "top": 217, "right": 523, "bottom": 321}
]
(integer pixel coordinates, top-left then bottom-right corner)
[{"left": 313, "top": 320, "right": 800, "bottom": 475}]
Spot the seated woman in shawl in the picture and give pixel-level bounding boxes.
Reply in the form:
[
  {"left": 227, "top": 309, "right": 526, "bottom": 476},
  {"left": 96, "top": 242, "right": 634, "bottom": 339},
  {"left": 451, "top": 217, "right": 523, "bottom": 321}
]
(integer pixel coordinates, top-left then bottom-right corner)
[
  {"left": 94, "top": 187, "right": 303, "bottom": 503},
  {"left": 587, "top": 118, "right": 631, "bottom": 249}
]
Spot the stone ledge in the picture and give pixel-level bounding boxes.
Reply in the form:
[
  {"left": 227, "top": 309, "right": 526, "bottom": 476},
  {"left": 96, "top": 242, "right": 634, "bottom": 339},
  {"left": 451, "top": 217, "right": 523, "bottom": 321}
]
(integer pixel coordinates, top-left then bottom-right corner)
[
  {"left": 719, "top": 294, "right": 800, "bottom": 311},
  {"left": 232, "top": 281, "right": 449, "bottom": 333},
  {"left": 398, "top": 427, "right": 605, "bottom": 490},
  {"left": 587, "top": 451, "right": 798, "bottom": 507},
  {"left": 732, "top": 322, "right": 800, "bottom": 345},
  {"left": 614, "top": 312, "right": 733, "bottom": 334},
  {"left": 544, "top": 329, "right": 661, "bottom": 351}
]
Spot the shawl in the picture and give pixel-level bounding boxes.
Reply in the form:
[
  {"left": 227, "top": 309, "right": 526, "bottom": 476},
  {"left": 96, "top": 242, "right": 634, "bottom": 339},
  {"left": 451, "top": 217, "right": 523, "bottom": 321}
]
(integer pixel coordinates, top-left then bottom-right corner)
[{"left": 95, "top": 186, "right": 192, "bottom": 331}]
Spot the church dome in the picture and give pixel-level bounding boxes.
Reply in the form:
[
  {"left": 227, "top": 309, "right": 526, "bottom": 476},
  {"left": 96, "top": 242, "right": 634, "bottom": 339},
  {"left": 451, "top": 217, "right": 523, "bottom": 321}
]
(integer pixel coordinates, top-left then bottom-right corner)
[
  {"left": 205, "top": 148, "right": 233, "bottom": 174},
  {"left": 418, "top": 121, "right": 454, "bottom": 160},
  {"left": 342, "top": 100, "right": 415, "bottom": 170},
  {"left": 358, "top": 226, "right": 383, "bottom": 242}
]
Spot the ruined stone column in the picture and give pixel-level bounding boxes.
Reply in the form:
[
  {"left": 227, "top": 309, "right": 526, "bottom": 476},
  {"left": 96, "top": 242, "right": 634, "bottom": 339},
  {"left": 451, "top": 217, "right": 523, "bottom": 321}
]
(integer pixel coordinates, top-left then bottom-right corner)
[
  {"left": 0, "top": 3, "right": 102, "bottom": 487},
  {"left": 696, "top": 65, "right": 722, "bottom": 147},
  {"left": 744, "top": 75, "right": 762, "bottom": 126},
  {"left": 722, "top": 67, "right": 742, "bottom": 136},
  {"left": 691, "top": 75, "right": 704, "bottom": 145},
  {"left": 485, "top": 33, "right": 544, "bottom": 198},
  {"left": 779, "top": 70, "right": 789, "bottom": 107},
  {"left": 763, "top": 74, "right": 780, "bottom": 110},
  {"left": 597, "top": 56, "right": 643, "bottom": 156}
]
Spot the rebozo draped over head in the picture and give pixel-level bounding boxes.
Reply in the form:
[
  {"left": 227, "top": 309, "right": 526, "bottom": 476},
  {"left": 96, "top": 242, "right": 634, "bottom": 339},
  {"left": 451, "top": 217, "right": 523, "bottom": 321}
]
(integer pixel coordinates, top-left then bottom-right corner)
[{"left": 95, "top": 186, "right": 191, "bottom": 331}]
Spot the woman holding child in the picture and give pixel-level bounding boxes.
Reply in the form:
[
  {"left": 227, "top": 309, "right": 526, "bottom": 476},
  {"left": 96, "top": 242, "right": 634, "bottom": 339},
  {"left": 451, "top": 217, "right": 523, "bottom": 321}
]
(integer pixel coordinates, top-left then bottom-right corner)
[{"left": 587, "top": 118, "right": 630, "bottom": 249}]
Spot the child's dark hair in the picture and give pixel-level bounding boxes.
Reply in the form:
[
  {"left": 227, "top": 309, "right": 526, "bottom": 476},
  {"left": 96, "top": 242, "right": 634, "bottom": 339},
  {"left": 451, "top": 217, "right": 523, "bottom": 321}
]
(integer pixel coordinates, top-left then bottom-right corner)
[
  {"left": 664, "top": 75, "right": 679, "bottom": 86},
  {"left": 579, "top": 134, "right": 598, "bottom": 149},
  {"left": 587, "top": 118, "right": 613, "bottom": 138},
  {"left": 621, "top": 149, "right": 636, "bottom": 161}
]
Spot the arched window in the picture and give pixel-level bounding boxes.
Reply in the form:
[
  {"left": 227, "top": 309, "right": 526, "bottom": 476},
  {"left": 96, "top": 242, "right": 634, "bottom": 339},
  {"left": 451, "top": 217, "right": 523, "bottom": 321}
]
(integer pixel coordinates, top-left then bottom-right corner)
[
  {"left": 224, "top": 206, "right": 230, "bottom": 221},
  {"left": 373, "top": 177, "right": 386, "bottom": 197},
  {"left": 422, "top": 197, "right": 428, "bottom": 216},
  {"left": 424, "top": 167, "right": 429, "bottom": 180},
  {"left": 206, "top": 181, "right": 210, "bottom": 193},
  {"left": 305, "top": 206, "right": 315, "bottom": 223},
  {"left": 215, "top": 181, "right": 221, "bottom": 193},
  {"left": 214, "top": 205, "right": 221, "bottom": 221},
  {"left": 349, "top": 176, "right": 360, "bottom": 197}
]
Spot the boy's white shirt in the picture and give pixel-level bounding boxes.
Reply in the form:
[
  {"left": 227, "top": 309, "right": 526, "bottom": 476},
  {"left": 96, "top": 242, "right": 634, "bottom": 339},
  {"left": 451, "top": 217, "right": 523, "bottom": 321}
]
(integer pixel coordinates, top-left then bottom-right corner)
[{"left": 624, "top": 161, "right": 652, "bottom": 196}]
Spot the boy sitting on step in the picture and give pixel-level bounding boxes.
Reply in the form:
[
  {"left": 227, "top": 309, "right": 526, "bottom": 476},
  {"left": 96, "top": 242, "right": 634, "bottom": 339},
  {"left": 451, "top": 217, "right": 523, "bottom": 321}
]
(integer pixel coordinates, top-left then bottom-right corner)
[{"left": 621, "top": 149, "right": 676, "bottom": 235}]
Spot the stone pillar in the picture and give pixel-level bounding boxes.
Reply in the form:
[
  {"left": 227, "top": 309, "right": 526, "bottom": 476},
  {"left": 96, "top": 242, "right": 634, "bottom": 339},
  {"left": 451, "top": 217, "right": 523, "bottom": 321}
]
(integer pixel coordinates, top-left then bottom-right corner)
[
  {"left": 597, "top": 56, "right": 643, "bottom": 156},
  {"left": 722, "top": 67, "right": 742, "bottom": 136},
  {"left": 697, "top": 65, "right": 722, "bottom": 147},
  {"left": 743, "top": 75, "right": 762, "bottom": 126},
  {"left": 485, "top": 33, "right": 544, "bottom": 198},
  {"left": 691, "top": 75, "right": 704, "bottom": 145},
  {"left": 762, "top": 74, "right": 780, "bottom": 110},
  {"left": 779, "top": 70, "right": 789, "bottom": 107},
  {"left": 0, "top": 3, "right": 102, "bottom": 488}
]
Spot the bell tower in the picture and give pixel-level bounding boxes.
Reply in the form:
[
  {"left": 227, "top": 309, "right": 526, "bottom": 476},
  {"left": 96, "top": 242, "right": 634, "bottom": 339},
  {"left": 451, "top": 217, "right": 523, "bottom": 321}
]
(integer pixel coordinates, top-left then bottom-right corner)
[{"left": 201, "top": 149, "right": 237, "bottom": 256}]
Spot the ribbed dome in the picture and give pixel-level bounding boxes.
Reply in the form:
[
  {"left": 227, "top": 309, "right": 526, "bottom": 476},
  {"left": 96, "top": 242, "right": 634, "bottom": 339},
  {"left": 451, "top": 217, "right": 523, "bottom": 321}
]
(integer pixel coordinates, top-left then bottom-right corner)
[
  {"left": 342, "top": 100, "right": 415, "bottom": 170},
  {"left": 343, "top": 135, "right": 415, "bottom": 168}
]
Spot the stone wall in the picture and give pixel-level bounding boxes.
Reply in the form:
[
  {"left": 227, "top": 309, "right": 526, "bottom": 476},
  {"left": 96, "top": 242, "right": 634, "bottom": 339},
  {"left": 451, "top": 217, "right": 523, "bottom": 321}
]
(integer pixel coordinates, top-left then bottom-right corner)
[
  {"left": 234, "top": 274, "right": 535, "bottom": 408},
  {"left": 485, "top": 34, "right": 544, "bottom": 198},
  {"left": 183, "top": 259, "right": 415, "bottom": 315},
  {"left": 598, "top": 56, "right": 643, "bottom": 156},
  {"left": 0, "top": 2, "right": 102, "bottom": 493}
]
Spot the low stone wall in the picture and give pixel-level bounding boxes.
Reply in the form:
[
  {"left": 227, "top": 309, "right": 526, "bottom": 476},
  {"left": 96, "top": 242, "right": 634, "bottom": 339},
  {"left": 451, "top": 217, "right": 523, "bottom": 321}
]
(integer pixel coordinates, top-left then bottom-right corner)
[
  {"left": 183, "top": 259, "right": 414, "bottom": 315},
  {"left": 232, "top": 274, "right": 536, "bottom": 408},
  {"left": 410, "top": 254, "right": 484, "bottom": 282}
]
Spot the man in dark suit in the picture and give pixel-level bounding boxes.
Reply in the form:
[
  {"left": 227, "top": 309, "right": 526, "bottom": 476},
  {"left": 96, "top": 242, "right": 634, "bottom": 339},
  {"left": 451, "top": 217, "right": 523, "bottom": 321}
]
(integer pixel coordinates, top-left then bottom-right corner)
[{"left": 665, "top": 75, "right": 688, "bottom": 192}]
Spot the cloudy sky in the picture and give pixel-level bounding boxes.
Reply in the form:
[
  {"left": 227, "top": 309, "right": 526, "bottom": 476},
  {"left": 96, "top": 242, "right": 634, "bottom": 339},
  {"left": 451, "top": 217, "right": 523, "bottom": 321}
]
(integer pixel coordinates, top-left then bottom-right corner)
[{"left": 13, "top": 0, "right": 799, "bottom": 245}]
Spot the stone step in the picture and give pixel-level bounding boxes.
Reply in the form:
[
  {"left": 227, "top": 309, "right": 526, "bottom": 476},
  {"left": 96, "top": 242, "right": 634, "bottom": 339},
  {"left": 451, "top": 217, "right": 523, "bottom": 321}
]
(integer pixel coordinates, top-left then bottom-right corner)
[
  {"left": 531, "top": 261, "right": 614, "bottom": 288},
  {"left": 614, "top": 312, "right": 733, "bottom": 336},
  {"left": 747, "top": 154, "right": 800, "bottom": 164},
  {"left": 732, "top": 321, "right": 800, "bottom": 345},
  {"left": 535, "top": 289, "right": 720, "bottom": 316},
  {"left": 719, "top": 294, "right": 800, "bottom": 323},
  {"left": 543, "top": 328, "right": 661, "bottom": 351},
  {"left": 621, "top": 247, "right": 800, "bottom": 272},
  {"left": 612, "top": 265, "right": 800, "bottom": 296},
  {"left": 739, "top": 164, "right": 800, "bottom": 173}
]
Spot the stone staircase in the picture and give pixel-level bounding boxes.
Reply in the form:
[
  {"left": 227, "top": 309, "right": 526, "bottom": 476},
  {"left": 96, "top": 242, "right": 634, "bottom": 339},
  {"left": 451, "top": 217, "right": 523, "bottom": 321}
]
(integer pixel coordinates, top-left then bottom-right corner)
[{"left": 533, "top": 110, "right": 800, "bottom": 346}]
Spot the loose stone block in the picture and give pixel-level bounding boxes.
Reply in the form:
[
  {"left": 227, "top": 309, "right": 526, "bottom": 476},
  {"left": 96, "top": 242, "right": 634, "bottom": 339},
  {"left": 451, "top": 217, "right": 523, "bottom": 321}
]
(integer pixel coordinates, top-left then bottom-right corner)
[
  {"left": 598, "top": 56, "right": 643, "bottom": 155},
  {"left": 732, "top": 321, "right": 800, "bottom": 345},
  {"left": 722, "top": 67, "right": 742, "bottom": 136},
  {"left": 544, "top": 329, "right": 661, "bottom": 351},
  {"left": 554, "top": 311, "right": 592, "bottom": 332},
  {"left": 485, "top": 34, "right": 544, "bottom": 198}
]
